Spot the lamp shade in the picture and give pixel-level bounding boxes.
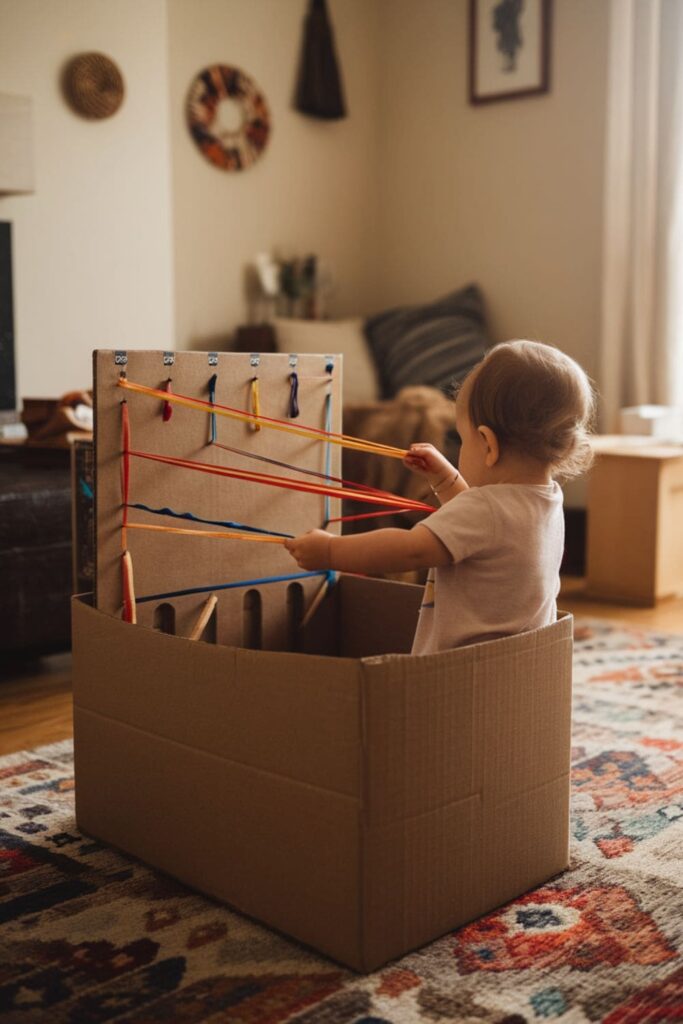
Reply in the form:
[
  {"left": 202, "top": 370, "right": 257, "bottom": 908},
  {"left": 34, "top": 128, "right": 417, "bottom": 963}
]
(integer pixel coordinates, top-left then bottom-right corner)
[{"left": 0, "top": 94, "right": 34, "bottom": 195}]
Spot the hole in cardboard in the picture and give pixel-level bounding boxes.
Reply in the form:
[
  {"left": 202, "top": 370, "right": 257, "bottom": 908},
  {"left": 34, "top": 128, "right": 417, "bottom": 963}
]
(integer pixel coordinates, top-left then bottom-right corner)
[
  {"left": 242, "top": 589, "right": 262, "bottom": 649},
  {"left": 153, "top": 602, "right": 176, "bottom": 635},
  {"left": 286, "top": 582, "right": 304, "bottom": 650}
]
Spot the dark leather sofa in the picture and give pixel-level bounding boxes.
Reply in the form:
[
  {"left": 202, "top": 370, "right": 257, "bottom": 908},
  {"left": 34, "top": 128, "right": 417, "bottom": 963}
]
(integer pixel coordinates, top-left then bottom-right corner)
[{"left": 0, "top": 459, "right": 72, "bottom": 655}]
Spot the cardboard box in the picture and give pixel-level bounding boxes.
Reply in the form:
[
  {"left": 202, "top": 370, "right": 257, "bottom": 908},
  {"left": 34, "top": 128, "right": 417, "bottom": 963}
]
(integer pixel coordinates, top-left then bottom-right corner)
[{"left": 73, "top": 576, "right": 573, "bottom": 973}]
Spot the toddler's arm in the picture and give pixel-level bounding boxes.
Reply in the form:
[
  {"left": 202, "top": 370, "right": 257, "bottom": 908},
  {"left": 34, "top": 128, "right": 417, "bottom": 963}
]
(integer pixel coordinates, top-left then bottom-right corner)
[
  {"left": 285, "top": 524, "right": 450, "bottom": 575},
  {"left": 403, "top": 443, "right": 468, "bottom": 504}
]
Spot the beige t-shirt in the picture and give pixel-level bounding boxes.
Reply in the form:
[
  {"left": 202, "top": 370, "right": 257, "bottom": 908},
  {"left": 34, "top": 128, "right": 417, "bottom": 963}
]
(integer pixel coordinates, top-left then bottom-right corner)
[{"left": 411, "top": 482, "right": 564, "bottom": 655}]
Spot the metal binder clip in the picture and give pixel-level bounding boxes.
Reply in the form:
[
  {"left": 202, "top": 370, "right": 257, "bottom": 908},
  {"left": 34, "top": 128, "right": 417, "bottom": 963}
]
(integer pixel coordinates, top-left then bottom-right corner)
[
  {"left": 114, "top": 351, "right": 128, "bottom": 366},
  {"left": 208, "top": 352, "right": 218, "bottom": 367},
  {"left": 163, "top": 352, "right": 175, "bottom": 367},
  {"left": 250, "top": 353, "right": 260, "bottom": 368}
]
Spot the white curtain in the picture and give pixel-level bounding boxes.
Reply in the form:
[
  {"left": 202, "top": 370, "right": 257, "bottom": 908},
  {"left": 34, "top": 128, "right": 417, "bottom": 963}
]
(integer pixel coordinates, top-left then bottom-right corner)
[{"left": 600, "top": 0, "right": 683, "bottom": 431}]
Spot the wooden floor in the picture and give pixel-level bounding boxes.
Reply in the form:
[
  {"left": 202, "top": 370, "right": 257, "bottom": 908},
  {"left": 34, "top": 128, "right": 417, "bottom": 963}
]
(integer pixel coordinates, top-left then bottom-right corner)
[
  {"left": 1, "top": 579, "right": 682, "bottom": 757},
  {"left": 0, "top": 651, "right": 73, "bottom": 757}
]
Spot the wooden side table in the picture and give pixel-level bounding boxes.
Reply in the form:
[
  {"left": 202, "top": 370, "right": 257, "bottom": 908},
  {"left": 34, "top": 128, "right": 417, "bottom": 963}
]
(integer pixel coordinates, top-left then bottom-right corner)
[{"left": 586, "top": 436, "right": 683, "bottom": 605}]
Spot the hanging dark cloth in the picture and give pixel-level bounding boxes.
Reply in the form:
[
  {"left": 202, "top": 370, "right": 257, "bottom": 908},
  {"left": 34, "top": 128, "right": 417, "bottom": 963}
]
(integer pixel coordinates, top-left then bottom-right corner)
[{"left": 295, "top": 0, "right": 347, "bottom": 120}]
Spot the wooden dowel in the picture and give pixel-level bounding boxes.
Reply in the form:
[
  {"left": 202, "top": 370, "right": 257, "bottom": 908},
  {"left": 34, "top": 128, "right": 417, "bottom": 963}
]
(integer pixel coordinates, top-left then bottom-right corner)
[
  {"left": 189, "top": 594, "right": 218, "bottom": 641},
  {"left": 122, "top": 549, "right": 137, "bottom": 625},
  {"left": 300, "top": 575, "right": 333, "bottom": 630}
]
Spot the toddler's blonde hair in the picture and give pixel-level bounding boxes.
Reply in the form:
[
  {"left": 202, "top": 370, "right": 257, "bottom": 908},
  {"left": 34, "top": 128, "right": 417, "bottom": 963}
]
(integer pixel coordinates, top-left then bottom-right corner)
[{"left": 464, "top": 340, "right": 596, "bottom": 479}]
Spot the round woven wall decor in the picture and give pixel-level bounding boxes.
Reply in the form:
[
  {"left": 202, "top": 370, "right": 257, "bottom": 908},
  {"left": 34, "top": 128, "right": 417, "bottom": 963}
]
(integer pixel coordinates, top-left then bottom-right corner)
[
  {"left": 64, "top": 52, "right": 125, "bottom": 120},
  {"left": 186, "top": 65, "right": 270, "bottom": 172}
]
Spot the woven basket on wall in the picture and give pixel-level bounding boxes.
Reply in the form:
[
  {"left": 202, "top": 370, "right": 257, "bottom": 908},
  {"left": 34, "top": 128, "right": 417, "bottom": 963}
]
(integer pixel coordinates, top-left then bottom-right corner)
[{"left": 64, "top": 53, "right": 125, "bottom": 120}]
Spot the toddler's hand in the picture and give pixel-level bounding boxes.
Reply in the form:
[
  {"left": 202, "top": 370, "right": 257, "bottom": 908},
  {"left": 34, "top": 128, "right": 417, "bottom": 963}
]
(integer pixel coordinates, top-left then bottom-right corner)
[
  {"left": 403, "top": 443, "right": 457, "bottom": 488},
  {"left": 284, "top": 529, "right": 333, "bottom": 570}
]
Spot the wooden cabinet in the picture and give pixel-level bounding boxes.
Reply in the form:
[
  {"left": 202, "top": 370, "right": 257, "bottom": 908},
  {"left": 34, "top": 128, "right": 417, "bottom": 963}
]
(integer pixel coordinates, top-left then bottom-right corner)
[{"left": 586, "top": 438, "right": 683, "bottom": 606}]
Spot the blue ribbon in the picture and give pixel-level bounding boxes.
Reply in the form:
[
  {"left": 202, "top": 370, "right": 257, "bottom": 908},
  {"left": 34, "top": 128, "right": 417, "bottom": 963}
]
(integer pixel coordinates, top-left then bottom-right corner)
[
  {"left": 127, "top": 502, "right": 293, "bottom": 539},
  {"left": 136, "top": 570, "right": 326, "bottom": 604}
]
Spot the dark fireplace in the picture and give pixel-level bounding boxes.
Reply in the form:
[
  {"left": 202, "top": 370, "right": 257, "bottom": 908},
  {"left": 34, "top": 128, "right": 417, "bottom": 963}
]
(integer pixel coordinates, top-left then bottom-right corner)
[{"left": 0, "top": 221, "right": 16, "bottom": 421}]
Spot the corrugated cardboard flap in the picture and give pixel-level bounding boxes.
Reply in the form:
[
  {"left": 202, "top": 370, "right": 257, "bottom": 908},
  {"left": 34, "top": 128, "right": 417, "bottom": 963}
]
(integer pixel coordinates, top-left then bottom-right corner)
[
  {"left": 72, "top": 595, "right": 361, "bottom": 796},
  {"left": 358, "top": 613, "right": 573, "bottom": 970},
  {"left": 72, "top": 595, "right": 368, "bottom": 966}
]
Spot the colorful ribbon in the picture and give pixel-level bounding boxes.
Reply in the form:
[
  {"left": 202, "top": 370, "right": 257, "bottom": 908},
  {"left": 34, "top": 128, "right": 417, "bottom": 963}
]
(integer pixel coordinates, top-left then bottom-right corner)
[
  {"left": 136, "top": 570, "right": 326, "bottom": 604},
  {"left": 250, "top": 377, "right": 261, "bottom": 432},
  {"left": 128, "top": 448, "right": 434, "bottom": 512},
  {"left": 120, "top": 400, "right": 131, "bottom": 550},
  {"left": 122, "top": 549, "right": 136, "bottom": 623},
  {"left": 162, "top": 379, "right": 173, "bottom": 422},
  {"left": 289, "top": 372, "right": 299, "bottom": 418},
  {"left": 117, "top": 377, "right": 407, "bottom": 458},
  {"left": 323, "top": 367, "right": 333, "bottom": 527},
  {"left": 208, "top": 373, "right": 218, "bottom": 443},
  {"left": 127, "top": 502, "right": 293, "bottom": 538},
  {"left": 127, "top": 522, "right": 285, "bottom": 544}
]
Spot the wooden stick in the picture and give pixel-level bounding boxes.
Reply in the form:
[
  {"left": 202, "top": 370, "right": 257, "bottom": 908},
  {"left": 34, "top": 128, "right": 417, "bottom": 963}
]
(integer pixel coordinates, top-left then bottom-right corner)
[
  {"left": 188, "top": 594, "right": 218, "bottom": 641},
  {"left": 122, "top": 549, "right": 137, "bottom": 625},
  {"left": 300, "top": 575, "right": 333, "bottom": 630}
]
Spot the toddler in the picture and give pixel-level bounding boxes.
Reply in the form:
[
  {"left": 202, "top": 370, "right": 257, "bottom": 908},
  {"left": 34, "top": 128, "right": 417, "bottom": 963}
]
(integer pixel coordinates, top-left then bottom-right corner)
[{"left": 285, "top": 340, "right": 595, "bottom": 654}]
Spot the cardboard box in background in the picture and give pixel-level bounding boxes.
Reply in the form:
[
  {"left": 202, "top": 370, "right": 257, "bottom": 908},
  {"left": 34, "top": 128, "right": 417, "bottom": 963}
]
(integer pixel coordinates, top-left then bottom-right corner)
[{"left": 73, "top": 576, "right": 573, "bottom": 973}]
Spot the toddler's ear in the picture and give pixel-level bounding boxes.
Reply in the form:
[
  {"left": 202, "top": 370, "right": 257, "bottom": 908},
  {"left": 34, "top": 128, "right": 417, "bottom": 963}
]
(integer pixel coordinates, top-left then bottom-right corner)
[{"left": 478, "top": 425, "right": 500, "bottom": 467}]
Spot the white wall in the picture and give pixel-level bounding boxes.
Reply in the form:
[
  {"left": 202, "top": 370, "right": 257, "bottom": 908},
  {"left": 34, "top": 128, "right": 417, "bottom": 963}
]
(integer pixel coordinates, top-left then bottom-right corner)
[
  {"left": 167, "top": 0, "right": 381, "bottom": 350},
  {"left": 374, "top": 0, "right": 609, "bottom": 383},
  {"left": 0, "top": 0, "right": 174, "bottom": 397}
]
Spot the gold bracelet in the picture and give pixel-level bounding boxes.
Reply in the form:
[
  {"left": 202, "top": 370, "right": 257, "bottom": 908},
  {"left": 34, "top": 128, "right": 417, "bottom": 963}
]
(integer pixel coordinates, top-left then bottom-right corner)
[{"left": 430, "top": 471, "right": 459, "bottom": 496}]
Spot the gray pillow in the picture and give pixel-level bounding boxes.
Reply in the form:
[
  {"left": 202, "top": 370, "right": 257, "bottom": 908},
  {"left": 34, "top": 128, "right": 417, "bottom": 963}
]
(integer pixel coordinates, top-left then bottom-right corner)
[{"left": 364, "top": 284, "right": 489, "bottom": 399}]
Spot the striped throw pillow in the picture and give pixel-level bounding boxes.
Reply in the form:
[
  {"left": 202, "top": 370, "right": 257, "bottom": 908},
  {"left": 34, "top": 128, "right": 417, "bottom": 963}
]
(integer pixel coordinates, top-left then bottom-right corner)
[{"left": 364, "top": 284, "right": 489, "bottom": 399}]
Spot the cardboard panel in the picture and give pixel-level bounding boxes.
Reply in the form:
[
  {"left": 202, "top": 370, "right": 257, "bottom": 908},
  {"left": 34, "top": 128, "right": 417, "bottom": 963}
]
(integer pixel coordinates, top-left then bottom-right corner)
[
  {"left": 72, "top": 598, "right": 361, "bottom": 797},
  {"left": 361, "top": 647, "right": 478, "bottom": 826},
  {"left": 94, "top": 350, "right": 342, "bottom": 642},
  {"left": 359, "top": 615, "right": 573, "bottom": 970},
  {"left": 361, "top": 615, "right": 573, "bottom": 826},
  {"left": 299, "top": 575, "right": 423, "bottom": 659},
  {"left": 74, "top": 707, "right": 361, "bottom": 969},
  {"left": 477, "top": 773, "right": 571, "bottom": 915},
  {"left": 299, "top": 579, "right": 342, "bottom": 657},
  {"left": 477, "top": 617, "right": 573, "bottom": 803},
  {"left": 338, "top": 575, "right": 423, "bottom": 658},
  {"left": 361, "top": 794, "right": 482, "bottom": 971}
]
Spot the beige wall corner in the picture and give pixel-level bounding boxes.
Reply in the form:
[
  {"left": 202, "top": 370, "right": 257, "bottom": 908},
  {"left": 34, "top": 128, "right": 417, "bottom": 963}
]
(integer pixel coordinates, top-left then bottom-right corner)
[
  {"left": 0, "top": 0, "right": 175, "bottom": 398},
  {"left": 373, "top": 0, "right": 610, "bottom": 381},
  {"left": 168, "top": 0, "right": 381, "bottom": 351}
]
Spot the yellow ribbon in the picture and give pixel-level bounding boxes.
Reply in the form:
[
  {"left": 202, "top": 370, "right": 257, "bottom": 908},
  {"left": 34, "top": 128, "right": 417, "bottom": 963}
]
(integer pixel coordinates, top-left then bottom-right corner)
[
  {"left": 126, "top": 522, "right": 285, "bottom": 544},
  {"left": 250, "top": 377, "right": 261, "bottom": 433},
  {"left": 117, "top": 378, "right": 407, "bottom": 459}
]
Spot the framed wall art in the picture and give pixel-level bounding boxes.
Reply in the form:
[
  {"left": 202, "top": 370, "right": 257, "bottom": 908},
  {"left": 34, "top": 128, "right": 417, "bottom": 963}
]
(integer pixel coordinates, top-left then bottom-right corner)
[{"left": 469, "top": 0, "right": 552, "bottom": 105}]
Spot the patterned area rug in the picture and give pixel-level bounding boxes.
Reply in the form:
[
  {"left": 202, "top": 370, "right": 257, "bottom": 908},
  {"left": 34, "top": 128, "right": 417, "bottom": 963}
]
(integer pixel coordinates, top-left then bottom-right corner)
[{"left": 0, "top": 619, "right": 681, "bottom": 1023}]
